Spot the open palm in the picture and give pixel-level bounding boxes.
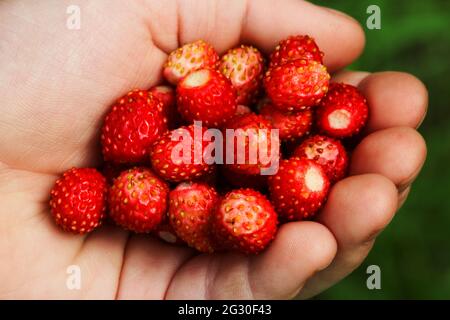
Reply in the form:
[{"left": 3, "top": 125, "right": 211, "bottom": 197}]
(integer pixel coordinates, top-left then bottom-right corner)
[{"left": 0, "top": 0, "right": 427, "bottom": 299}]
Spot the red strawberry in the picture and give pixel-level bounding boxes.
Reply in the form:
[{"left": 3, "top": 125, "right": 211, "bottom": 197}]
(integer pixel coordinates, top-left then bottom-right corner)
[
  {"left": 108, "top": 167, "right": 169, "bottom": 233},
  {"left": 236, "top": 104, "right": 252, "bottom": 116},
  {"left": 169, "top": 182, "right": 219, "bottom": 253},
  {"left": 177, "top": 68, "right": 237, "bottom": 127},
  {"left": 212, "top": 189, "right": 278, "bottom": 254},
  {"left": 101, "top": 89, "right": 167, "bottom": 163},
  {"left": 149, "top": 124, "right": 215, "bottom": 182},
  {"left": 163, "top": 40, "right": 219, "bottom": 85},
  {"left": 154, "top": 221, "right": 185, "bottom": 246},
  {"left": 219, "top": 45, "right": 264, "bottom": 105},
  {"left": 268, "top": 157, "right": 330, "bottom": 221},
  {"left": 269, "top": 35, "right": 324, "bottom": 68},
  {"left": 316, "top": 83, "right": 369, "bottom": 138},
  {"left": 292, "top": 135, "right": 348, "bottom": 183},
  {"left": 264, "top": 59, "right": 330, "bottom": 112},
  {"left": 223, "top": 113, "right": 280, "bottom": 175},
  {"left": 149, "top": 85, "right": 180, "bottom": 129},
  {"left": 49, "top": 168, "right": 107, "bottom": 234},
  {"left": 221, "top": 166, "right": 268, "bottom": 191},
  {"left": 260, "top": 101, "right": 313, "bottom": 142}
]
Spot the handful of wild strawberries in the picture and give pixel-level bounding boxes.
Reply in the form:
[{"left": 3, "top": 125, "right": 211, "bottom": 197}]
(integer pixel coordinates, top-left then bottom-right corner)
[{"left": 49, "top": 35, "right": 368, "bottom": 255}]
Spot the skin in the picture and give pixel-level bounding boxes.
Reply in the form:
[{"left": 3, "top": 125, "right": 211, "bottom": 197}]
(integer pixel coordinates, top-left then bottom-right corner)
[{"left": 0, "top": 0, "right": 427, "bottom": 299}]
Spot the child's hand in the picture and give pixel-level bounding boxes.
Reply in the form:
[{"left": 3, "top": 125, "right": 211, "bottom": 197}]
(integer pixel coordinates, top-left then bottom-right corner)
[{"left": 0, "top": 0, "right": 427, "bottom": 299}]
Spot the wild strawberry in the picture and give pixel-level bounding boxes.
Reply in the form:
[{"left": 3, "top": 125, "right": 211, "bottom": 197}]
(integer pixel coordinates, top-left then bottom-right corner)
[
  {"left": 219, "top": 45, "right": 264, "bottom": 105},
  {"left": 169, "top": 182, "right": 219, "bottom": 253},
  {"left": 149, "top": 124, "right": 215, "bottom": 182},
  {"left": 260, "top": 101, "right": 313, "bottom": 142},
  {"left": 163, "top": 40, "right": 219, "bottom": 85},
  {"left": 177, "top": 69, "right": 237, "bottom": 127},
  {"left": 223, "top": 113, "right": 280, "bottom": 175},
  {"left": 235, "top": 104, "right": 252, "bottom": 116},
  {"left": 268, "top": 157, "right": 330, "bottom": 221},
  {"left": 108, "top": 167, "right": 169, "bottom": 233},
  {"left": 221, "top": 166, "right": 268, "bottom": 191},
  {"left": 49, "top": 168, "right": 107, "bottom": 234},
  {"left": 149, "top": 85, "right": 180, "bottom": 129},
  {"left": 212, "top": 189, "right": 278, "bottom": 254},
  {"left": 101, "top": 89, "right": 167, "bottom": 163},
  {"left": 316, "top": 83, "right": 369, "bottom": 138},
  {"left": 269, "top": 35, "right": 324, "bottom": 68},
  {"left": 154, "top": 220, "right": 185, "bottom": 246},
  {"left": 148, "top": 85, "right": 175, "bottom": 111},
  {"left": 264, "top": 59, "right": 330, "bottom": 112},
  {"left": 292, "top": 135, "right": 348, "bottom": 183}
]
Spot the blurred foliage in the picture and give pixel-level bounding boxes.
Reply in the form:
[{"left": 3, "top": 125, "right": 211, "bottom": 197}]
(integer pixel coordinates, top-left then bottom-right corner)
[{"left": 309, "top": 0, "right": 450, "bottom": 299}]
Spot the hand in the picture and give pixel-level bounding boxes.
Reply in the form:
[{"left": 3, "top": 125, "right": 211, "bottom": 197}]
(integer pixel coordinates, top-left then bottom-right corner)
[{"left": 0, "top": 0, "right": 427, "bottom": 299}]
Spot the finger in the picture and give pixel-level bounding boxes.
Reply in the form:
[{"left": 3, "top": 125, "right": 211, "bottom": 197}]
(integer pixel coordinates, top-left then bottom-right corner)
[
  {"left": 332, "top": 70, "right": 371, "bottom": 86},
  {"left": 360, "top": 72, "right": 428, "bottom": 132},
  {"left": 332, "top": 71, "right": 428, "bottom": 132},
  {"left": 72, "top": 225, "right": 129, "bottom": 298},
  {"left": 248, "top": 222, "right": 337, "bottom": 299},
  {"left": 350, "top": 127, "right": 427, "bottom": 189},
  {"left": 165, "top": 222, "right": 337, "bottom": 299},
  {"left": 176, "top": 0, "right": 365, "bottom": 68},
  {"left": 241, "top": 0, "right": 365, "bottom": 71},
  {"left": 298, "top": 174, "right": 398, "bottom": 299},
  {"left": 175, "top": 0, "right": 248, "bottom": 53},
  {"left": 115, "top": 235, "right": 194, "bottom": 299}
]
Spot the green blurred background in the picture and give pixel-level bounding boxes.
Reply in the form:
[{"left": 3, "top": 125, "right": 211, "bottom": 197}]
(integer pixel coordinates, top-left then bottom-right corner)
[{"left": 309, "top": 0, "right": 450, "bottom": 299}]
